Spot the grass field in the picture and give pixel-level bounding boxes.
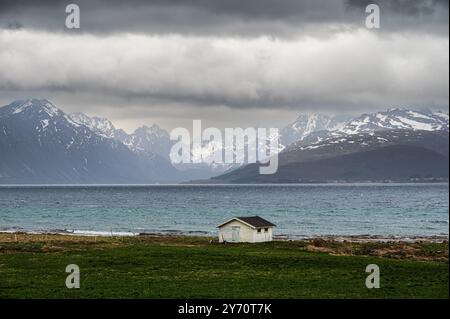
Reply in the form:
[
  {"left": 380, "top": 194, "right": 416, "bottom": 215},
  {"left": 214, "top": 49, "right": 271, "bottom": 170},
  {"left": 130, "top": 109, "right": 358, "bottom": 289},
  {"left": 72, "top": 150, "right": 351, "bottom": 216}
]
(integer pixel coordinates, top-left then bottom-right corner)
[{"left": 0, "top": 234, "right": 448, "bottom": 298}]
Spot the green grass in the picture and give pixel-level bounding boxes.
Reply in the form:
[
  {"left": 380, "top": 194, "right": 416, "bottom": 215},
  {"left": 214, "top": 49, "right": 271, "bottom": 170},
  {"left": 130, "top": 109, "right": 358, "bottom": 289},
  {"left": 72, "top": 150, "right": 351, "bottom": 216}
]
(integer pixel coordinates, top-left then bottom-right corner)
[{"left": 0, "top": 235, "right": 448, "bottom": 298}]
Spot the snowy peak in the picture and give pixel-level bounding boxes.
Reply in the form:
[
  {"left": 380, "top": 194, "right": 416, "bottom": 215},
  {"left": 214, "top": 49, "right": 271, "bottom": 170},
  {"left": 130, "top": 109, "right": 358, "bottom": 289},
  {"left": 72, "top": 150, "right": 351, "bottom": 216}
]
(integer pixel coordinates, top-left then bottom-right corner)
[
  {"left": 1, "top": 99, "right": 119, "bottom": 155},
  {"left": 121, "top": 124, "right": 172, "bottom": 159},
  {"left": 68, "top": 112, "right": 119, "bottom": 139},
  {"left": 0, "top": 100, "right": 181, "bottom": 184},
  {"left": 290, "top": 114, "right": 332, "bottom": 134},
  {"left": 67, "top": 112, "right": 172, "bottom": 159},
  {"left": 280, "top": 113, "right": 352, "bottom": 146},
  {"left": 340, "top": 108, "right": 449, "bottom": 135},
  {"left": 134, "top": 124, "right": 169, "bottom": 139},
  {"left": 281, "top": 108, "right": 448, "bottom": 151},
  {"left": 1, "top": 98, "right": 61, "bottom": 118},
  {"left": 284, "top": 108, "right": 449, "bottom": 153},
  {"left": 0, "top": 99, "right": 68, "bottom": 135}
]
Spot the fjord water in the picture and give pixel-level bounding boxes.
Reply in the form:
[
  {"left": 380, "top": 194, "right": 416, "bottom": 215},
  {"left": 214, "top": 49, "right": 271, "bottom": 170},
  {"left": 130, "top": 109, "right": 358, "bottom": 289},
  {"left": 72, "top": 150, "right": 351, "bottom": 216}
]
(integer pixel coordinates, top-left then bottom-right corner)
[{"left": 0, "top": 184, "right": 448, "bottom": 238}]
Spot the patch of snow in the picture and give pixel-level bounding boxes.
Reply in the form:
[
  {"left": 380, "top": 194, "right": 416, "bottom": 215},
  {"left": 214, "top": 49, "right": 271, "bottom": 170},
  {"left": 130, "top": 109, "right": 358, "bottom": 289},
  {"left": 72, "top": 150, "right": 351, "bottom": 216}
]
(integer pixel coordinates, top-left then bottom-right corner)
[
  {"left": 65, "top": 115, "right": 81, "bottom": 127},
  {"left": 41, "top": 119, "right": 49, "bottom": 129},
  {"left": 68, "top": 112, "right": 117, "bottom": 138},
  {"left": 302, "top": 144, "right": 322, "bottom": 150},
  {"left": 42, "top": 100, "right": 60, "bottom": 117},
  {"left": 388, "top": 118, "right": 409, "bottom": 129},
  {"left": 407, "top": 111, "right": 432, "bottom": 120},
  {"left": 376, "top": 113, "right": 387, "bottom": 121},
  {"left": 433, "top": 112, "right": 449, "bottom": 121},
  {"left": 397, "top": 117, "right": 435, "bottom": 131},
  {"left": 12, "top": 101, "right": 32, "bottom": 114}
]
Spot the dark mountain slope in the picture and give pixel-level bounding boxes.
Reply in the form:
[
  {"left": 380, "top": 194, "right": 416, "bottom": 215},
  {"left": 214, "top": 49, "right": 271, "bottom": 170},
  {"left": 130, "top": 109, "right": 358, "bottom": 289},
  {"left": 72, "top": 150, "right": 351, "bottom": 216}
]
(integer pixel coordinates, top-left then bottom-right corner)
[
  {"left": 214, "top": 145, "right": 448, "bottom": 183},
  {"left": 212, "top": 130, "right": 449, "bottom": 183},
  {"left": 0, "top": 99, "right": 180, "bottom": 184}
]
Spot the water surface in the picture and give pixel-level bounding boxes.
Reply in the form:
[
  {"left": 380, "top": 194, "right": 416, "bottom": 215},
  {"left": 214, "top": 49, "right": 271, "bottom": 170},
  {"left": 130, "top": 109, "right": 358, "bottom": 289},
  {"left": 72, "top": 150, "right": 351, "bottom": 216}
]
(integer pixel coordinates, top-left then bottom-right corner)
[{"left": 0, "top": 184, "right": 448, "bottom": 238}]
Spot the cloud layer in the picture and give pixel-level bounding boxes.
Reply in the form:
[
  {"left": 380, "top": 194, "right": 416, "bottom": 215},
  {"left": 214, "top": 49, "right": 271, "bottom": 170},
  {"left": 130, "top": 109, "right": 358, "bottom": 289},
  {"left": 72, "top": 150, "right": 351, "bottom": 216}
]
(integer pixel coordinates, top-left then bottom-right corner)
[
  {"left": 0, "top": 1, "right": 448, "bottom": 129},
  {"left": 0, "top": 0, "right": 448, "bottom": 36},
  {"left": 0, "top": 29, "right": 448, "bottom": 110}
]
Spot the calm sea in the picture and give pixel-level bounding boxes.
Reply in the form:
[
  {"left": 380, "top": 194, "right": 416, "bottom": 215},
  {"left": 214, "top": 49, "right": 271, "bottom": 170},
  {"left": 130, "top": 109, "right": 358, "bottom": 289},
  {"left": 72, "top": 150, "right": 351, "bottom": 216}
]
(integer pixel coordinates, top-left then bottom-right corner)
[{"left": 0, "top": 184, "right": 448, "bottom": 238}]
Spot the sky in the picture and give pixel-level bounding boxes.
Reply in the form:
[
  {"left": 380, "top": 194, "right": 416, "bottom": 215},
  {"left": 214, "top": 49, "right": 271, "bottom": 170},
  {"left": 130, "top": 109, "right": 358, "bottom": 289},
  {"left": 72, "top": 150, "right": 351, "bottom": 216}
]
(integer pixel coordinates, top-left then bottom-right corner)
[{"left": 0, "top": 0, "right": 448, "bottom": 132}]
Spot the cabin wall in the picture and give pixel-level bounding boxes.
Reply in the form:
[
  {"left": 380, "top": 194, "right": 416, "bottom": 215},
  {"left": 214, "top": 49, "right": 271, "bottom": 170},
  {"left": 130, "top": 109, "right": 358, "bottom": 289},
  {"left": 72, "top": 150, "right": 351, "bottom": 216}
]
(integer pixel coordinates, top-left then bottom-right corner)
[
  {"left": 218, "top": 220, "right": 254, "bottom": 243},
  {"left": 218, "top": 220, "right": 274, "bottom": 243},
  {"left": 252, "top": 227, "right": 273, "bottom": 242}
]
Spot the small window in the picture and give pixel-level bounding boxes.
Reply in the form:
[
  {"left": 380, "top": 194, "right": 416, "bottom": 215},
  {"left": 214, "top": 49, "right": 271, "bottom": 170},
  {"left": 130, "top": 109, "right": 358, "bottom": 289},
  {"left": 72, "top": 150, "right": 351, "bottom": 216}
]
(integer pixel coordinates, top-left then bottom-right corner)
[
  {"left": 264, "top": 228, "right": 269, "bottom": 232},
  {"left": 257, "top": 228, "right": 261, "bottom": 233}
]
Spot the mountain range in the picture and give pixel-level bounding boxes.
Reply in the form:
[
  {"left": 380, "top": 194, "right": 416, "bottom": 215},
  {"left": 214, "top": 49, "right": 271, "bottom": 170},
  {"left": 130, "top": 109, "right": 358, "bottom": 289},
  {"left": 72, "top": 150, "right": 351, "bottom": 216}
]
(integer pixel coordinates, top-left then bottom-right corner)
[
  {"left": 0, "top": 99, "right": 183, "bottom": 184},
  {"left": 210, "top": 108, "right": 449, "bottom": 183},
  {"left": 0, "top": 99, "right": 448, "bottom": 184},
  {"left": 213, "top": 129, "right": 449, "bottom": 183},
  {"left": 279, "top": 113, "right": 353, "bottom": 146}
]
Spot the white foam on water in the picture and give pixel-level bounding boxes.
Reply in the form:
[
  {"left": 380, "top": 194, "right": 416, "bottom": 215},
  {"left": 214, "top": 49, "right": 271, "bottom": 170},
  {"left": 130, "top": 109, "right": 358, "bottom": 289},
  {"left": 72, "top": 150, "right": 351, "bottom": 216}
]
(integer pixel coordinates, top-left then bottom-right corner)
[{"left": 70, "top": 230, "right": 138, "bottom": 237}]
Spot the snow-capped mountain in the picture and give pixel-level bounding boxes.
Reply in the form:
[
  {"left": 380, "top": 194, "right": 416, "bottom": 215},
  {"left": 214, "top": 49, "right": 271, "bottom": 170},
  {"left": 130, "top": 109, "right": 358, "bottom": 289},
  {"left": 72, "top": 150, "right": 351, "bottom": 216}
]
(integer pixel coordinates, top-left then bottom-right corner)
[
  {"left": 212, "top": 108, "right": 449, "bottom": 183},
  {"left": 2, "top": 99, "right": 448, "bottom": 184},
  {"left": 339, "top": 108, "right": 449, "bottom": 135},
  {"left": 185, "top": 114, "right": 349, "bottom": 173},
  {"left": 68, "top": 112, "right": 128, "bottom": 141},
  {"left": 61, "top": 110, "right": 222, "bottom": 178},
  {"left": 66, "top": 111, "right": 234, "bottom": 174},
  {"left": 280, "top": 108, "right": 448, "bottom": 151},
  {"left": 68, "top": 112, "right": 174, "bottom": 160},
  {"left": 120, "top": 124, "right": 173, "bottom": 160},
  {"left": 184, "top": 127, "right": 283, "bottom": 174},
  {"left": 285, "top": 108, "right": 449, "bottom": 152},
  {"left": 0, "top": 99, "right": 180, "bottom": 184},
  {"left": 280, "top": 113, "right": 353, "bottom": 146},
  {"left": 213, "top": 129, "right": 449, "bottom": 183},
  {"left": 0, "top": 98, "right": 63, "bottom": 122}
]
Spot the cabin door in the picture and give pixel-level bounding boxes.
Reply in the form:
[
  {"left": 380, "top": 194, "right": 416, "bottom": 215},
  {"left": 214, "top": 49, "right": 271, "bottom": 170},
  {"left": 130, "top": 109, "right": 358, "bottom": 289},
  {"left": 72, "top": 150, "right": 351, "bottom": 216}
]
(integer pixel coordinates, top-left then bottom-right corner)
[{"left": 231, "top": 226, "right": 240, "bottom": 242}]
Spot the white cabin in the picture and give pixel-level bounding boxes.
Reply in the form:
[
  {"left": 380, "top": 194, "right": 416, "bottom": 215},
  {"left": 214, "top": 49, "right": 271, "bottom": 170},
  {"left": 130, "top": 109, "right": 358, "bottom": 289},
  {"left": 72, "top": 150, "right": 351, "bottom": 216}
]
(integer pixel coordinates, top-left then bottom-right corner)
[{"left": 217, "top": 216, "right": 276, "bottom": 243}]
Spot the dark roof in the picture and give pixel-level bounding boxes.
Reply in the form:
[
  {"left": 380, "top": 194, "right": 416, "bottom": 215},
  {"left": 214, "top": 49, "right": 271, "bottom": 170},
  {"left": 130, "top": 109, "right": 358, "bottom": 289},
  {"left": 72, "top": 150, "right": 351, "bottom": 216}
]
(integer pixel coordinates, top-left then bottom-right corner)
[
  {"left": 217, "top": 216, "right": 276, "bottom": 228},
  {"left": 238, "top": 216, "right": 276, "bottom": 228}
]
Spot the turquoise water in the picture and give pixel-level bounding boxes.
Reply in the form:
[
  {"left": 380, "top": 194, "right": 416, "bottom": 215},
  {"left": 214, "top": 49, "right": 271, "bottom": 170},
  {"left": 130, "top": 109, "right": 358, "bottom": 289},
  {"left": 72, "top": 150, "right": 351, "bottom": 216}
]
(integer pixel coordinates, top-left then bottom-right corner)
[{"left": 0, "top": 184, "right": 448, "bottom": 237}]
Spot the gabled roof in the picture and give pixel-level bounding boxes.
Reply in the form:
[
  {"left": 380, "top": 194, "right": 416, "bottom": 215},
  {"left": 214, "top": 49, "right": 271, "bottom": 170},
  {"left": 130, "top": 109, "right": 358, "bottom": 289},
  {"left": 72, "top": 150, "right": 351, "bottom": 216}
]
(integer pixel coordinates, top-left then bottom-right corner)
[{"left": 217, "top": 216, "right": 276, "bottom": 229}]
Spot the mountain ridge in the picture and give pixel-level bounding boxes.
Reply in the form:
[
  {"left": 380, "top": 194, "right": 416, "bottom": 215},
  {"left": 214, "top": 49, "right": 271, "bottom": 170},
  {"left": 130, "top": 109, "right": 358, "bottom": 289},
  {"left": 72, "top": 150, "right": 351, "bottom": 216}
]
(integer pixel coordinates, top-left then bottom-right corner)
[
  {"left": 0, "top": 99, "right": 180, "bottom": 184},
  {"left": 211, "top": 129, "right": 449, "bottom": 183},
  {"left": 1, "top": 98, "right": 448, "bottom": 184}
]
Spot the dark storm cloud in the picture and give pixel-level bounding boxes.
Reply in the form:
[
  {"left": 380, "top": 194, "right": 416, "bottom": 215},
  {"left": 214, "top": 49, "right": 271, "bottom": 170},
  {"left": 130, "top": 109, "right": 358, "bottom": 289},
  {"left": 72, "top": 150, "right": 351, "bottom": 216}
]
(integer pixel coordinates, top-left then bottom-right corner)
[
  {"left": 0, "top": 0, "right": 447, "bottom": 36},
  {"left": 347, "top": 0, "right": 449, "bottom": 33},
  {"left": 0, "top": 0, "right": 448, "bottom": 125},
  {"left": 347, "top": 0, "right": 448, "bottom": 16}
]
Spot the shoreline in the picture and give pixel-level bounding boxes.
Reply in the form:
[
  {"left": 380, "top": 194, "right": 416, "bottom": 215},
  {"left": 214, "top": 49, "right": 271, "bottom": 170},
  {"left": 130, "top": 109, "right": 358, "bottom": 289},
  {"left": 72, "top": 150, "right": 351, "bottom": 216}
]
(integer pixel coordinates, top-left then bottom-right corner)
[{"left": 1, "top": 230, "right": 447, "bottom": 243}]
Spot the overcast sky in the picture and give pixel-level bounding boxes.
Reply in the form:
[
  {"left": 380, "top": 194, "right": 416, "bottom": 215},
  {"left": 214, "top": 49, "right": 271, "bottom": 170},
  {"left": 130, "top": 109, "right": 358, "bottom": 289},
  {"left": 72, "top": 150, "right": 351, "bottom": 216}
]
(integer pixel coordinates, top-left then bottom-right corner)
[{"left": 0, "top": 0, "right": 448, "bottom": 132}]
